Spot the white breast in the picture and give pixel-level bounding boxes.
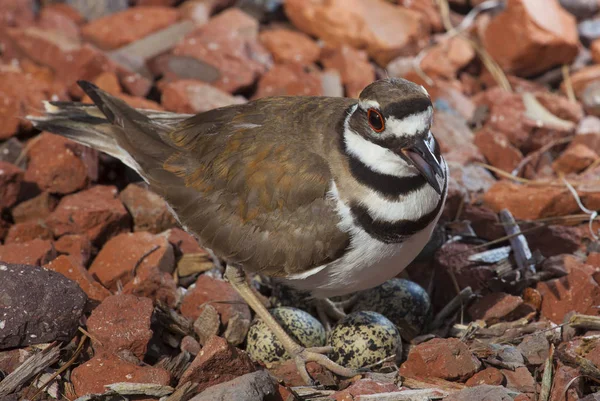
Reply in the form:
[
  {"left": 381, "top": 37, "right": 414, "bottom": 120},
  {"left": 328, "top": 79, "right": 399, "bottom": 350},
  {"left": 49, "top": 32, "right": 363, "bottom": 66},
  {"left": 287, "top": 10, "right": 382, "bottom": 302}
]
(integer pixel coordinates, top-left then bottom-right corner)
[{"left": 283, "top": 161, "right": 447, "bottom": 299}]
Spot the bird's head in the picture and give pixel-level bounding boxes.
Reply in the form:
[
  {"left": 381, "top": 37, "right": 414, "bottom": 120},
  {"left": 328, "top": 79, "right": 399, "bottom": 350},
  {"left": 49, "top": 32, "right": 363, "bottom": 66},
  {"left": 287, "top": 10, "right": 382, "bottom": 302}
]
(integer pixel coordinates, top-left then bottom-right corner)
[{"left": 347, "top": 78, "right": 444, "bottom": 194}]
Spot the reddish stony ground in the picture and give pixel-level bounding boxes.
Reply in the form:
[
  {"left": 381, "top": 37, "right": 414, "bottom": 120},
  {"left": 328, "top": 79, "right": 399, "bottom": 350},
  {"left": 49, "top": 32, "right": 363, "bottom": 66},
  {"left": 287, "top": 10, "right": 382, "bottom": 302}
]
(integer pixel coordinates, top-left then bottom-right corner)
[{"left": 1, "top": 0, "right": 600, "bottom": 400}]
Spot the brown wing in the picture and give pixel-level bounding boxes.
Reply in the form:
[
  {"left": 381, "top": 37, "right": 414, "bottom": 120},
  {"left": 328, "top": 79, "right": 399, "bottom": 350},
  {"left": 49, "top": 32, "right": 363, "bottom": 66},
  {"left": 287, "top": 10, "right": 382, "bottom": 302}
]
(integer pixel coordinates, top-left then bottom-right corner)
[{"left": 147, "top": 96, "right": 354, "bottom": 277}]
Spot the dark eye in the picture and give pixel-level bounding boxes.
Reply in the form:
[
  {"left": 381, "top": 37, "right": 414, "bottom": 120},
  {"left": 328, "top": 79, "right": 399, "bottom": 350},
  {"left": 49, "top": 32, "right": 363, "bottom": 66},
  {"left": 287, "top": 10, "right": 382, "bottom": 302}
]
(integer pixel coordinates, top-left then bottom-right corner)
[{"left": 367, "top": 109, "right": 385, "bottom": 132}]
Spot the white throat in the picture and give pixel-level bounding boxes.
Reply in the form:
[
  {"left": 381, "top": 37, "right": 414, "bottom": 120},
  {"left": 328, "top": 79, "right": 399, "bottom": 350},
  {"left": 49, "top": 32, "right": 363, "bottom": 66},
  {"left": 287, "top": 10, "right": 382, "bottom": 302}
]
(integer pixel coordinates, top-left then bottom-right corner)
[{"left": 343, "top": 106, "right": 419, "bottom": 178}]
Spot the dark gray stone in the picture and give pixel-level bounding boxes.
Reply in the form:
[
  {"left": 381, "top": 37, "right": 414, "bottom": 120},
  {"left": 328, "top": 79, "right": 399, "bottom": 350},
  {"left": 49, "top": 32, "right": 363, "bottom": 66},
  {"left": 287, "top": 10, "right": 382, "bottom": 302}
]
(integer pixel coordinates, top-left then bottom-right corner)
[
  {"left": 66, "top": 0, "right": 129, "bottom": 21},
  {"left": 0, "top": 262, "right": 87, "bottom": 349},
  {"left": 236, "top": 0, "right": 285, "bottom": 21},
  {"left": 189, "top": 370, "right": 279, "bottom": 401},
  {"left": 0, "top": 139, "right": 25, "bottom": 169},
  {"left": 493, "top": 344, "right": 526, "bottom": 369},
  {"left": 561, "top": 0, "right": 599, "bottom": 19},
  {"left": 582, "top": 81, "right": 600, "bottom": 117},
  {"left": 517, "top": 332, "right": 550, "bottom": 366},
  {"left": 579, "top": 18, "right": 600, "bottom": 45}
]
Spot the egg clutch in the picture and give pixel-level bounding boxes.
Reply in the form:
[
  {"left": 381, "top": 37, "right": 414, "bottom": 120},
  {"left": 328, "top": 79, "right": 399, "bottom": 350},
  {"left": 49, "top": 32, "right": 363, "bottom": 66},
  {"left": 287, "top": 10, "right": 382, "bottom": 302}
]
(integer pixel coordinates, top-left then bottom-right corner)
[{"left": 246, "top": 278, "right": 432, "bottom": 369}]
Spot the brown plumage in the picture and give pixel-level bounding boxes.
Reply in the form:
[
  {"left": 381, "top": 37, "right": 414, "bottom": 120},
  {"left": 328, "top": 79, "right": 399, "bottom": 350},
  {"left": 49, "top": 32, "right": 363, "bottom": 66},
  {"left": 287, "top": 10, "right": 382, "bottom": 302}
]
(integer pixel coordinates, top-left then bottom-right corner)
[
  {"left": 32, "top": 85, "right": 357, "bottom": 277},
  {"left": 158, "top": 96, "right": 357, "bottom": 277}
]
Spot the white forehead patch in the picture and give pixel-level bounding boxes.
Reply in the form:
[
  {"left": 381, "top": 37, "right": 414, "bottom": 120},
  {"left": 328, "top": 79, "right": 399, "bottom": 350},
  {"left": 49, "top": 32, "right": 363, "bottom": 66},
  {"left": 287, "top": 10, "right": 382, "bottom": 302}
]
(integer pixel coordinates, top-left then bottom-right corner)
[
  {"left": 386, "top": 106, "right": 433, "bottom": 137},
  {"left": 358, "top": 99, "right": 380, "bottom": 110},
  {"left": 419, "top": 85, "right": 429, "bottom": 96}
]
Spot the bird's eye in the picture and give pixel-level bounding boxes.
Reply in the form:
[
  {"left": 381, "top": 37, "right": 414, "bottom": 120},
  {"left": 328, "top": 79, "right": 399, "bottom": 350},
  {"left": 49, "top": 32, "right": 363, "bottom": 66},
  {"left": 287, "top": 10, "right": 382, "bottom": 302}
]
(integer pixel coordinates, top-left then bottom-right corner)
[{"left": 367, "top": 109, "right": 385, "bottom": 133}]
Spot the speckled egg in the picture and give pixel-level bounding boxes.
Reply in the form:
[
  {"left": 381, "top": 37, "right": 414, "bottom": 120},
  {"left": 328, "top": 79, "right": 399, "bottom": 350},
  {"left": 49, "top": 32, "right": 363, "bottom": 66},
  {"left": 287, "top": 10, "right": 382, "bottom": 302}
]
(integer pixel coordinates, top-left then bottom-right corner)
[
  {"left": 246, "top": 307, "right": 326, "bottom": 365},
  {"left": 328, "top": 311, "right": 401, "bottom": 369},
  {"left": 351, "top": 278, "right": 432, "bottom": 338}
]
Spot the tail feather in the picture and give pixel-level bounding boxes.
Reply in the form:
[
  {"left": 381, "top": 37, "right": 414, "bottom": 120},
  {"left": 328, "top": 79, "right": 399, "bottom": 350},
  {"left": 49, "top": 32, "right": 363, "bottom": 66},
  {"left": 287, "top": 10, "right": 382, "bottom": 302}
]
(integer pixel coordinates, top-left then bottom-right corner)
[
  {"left": 28, "top": 100, "right": 127, "bottom": 164},
  {"left": 27, "top": 81, "right": 191, "bottom": 180},
  {"left": 75, "top": 80, "right": 170, "bottom": 163}
]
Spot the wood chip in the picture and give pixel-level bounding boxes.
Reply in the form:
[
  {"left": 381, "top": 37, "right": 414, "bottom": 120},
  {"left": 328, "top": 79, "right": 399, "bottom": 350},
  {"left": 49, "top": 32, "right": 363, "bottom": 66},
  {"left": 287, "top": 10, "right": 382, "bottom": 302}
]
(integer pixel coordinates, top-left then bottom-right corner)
[
  {"left": 289, "top": 386, "right": 336, "bottom": 400},
  {"left": 468, "top": 246, "right": 512, "bottom": 264},
  {"left": 224, "top": 312, "right": 250, "bottom": 346},
  {"left": 357, "top": 389, "right": 448, "bottom": 401},
  {"left": 154, "top": 302, "right": 194, "bottom": 337},
  {"left": 157, "top": 351, "right": 192, "bottom": 382},
  {"left": 0, "top": 344, "right": 61, "bottom": 396},
  {"left": 194, "top": 304, "right": 221, "bottom": 345},
  {"left": 539, "top": 344, "right": 555, "bottom": 401},
  {"left": 569, "top": 314, "right": 600, "bottom": 331},
  {"left": 499, "top": 209, "right": 535, "bottom": 274},
  {"left": 105, "top": 382, "right": 174, "bottom": 397},
  {"left": 165, "top": 381, "right": 195, "bottom": 401}
]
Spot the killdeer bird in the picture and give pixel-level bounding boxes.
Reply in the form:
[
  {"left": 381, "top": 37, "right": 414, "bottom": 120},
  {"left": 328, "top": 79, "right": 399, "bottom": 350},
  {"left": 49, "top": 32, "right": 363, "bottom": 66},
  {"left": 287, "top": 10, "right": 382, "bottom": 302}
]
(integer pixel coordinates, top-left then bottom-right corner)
[{"left": 28, "top": 77, "right": 448, "bottom": 384}]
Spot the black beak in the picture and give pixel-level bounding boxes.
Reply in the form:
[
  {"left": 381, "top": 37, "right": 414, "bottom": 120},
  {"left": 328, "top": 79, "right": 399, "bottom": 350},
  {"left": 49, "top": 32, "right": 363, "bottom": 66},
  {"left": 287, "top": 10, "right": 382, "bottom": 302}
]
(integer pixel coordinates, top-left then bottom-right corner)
[{"left": 398, "top": 137, "right": 443, "bottom": 195}]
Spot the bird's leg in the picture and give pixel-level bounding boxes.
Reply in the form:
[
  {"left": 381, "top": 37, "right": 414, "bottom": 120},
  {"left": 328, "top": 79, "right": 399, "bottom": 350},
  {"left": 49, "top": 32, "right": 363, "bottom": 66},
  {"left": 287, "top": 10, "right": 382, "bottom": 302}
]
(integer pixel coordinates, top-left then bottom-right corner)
[
  {"left": 315, "top": 303, "right": 333, "bottom": 332},
  {"left": 334, "top": 294, "right": 359, "bottom": 310},
  {"left": 224, "top": 265, "right": 359, "bottom": 385},
  {"left": 314, "top": 295, "right": 360, "bottom": 330},
  {"left": 315, "top": 298, "right": 347, "bottom": 321},
  {"left": 314, "top": 298, "right": 346, "bottom": 332}
]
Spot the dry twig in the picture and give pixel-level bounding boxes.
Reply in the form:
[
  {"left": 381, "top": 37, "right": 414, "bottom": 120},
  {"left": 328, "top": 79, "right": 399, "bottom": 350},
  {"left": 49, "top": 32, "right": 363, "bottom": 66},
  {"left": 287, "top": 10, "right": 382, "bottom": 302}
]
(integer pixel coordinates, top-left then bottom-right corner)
[
  {"left": 428, "top": 287, "right": 475, "bottom": 331},
  {"left": 562, "top": 64, "right": 577, "bottom": 103},
  {"left": 568, "top": 314, "right": 600, "bottom": 331},
  {"left": 475, "top": 162, "right": 532, "bottom": 184},
  {"left": 0, "top": 343, "right": 61, "bottom": 397},
  {"left": 539, "top": 344, "right": 555, "bottom": 401},
  {"left": 30, "top": 334, "right": 89, "bottom": 400},
  {"left": 511, "top": 136, "right": 574, "bottom": 176},
  {"left": 562, "top": 178, "right": 599, "bottom": 240}
]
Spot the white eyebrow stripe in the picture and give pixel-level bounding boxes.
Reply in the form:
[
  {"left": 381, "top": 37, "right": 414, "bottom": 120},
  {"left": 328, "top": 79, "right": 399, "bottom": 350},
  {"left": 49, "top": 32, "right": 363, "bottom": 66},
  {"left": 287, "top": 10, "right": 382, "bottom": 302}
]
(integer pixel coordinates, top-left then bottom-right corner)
[
  {"left": 358, "top": 100, "right": 381, "bottom": 110},
  {"left": 386, "top": 107, "right": 432, "bottom": 137}
]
